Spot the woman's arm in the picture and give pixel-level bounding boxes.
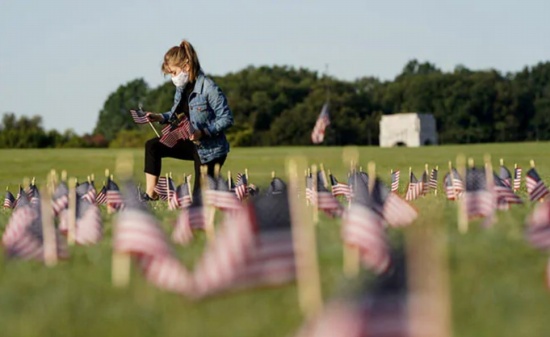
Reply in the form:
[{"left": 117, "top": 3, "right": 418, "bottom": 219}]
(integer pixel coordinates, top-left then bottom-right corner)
[{"left": 203, "top": 85, "right": 234, "bottom": 137}]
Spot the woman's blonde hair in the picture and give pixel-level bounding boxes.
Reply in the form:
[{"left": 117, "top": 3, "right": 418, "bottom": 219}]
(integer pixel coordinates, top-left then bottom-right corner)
[{"left": 161, "top": 40, "right": 201, "bottom": 82}]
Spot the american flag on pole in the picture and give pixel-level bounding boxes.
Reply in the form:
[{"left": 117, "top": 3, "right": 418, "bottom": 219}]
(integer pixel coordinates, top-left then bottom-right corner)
[
  {"left": 525, "top": 200, "right": 550, "bottom": 250},
  {"left": 26, "top": 184, "right": 40, "bottom": 206},
  {"left": 176, "top": 181, "right": 192, "bottom": 209},
  {"left": 421, "top": 171, "right": 429, "bottom": 196},
  {"left": 499, "top": 164, "right": 512, "bottom": 188},
  {"left": 462, "top": 168, "right": 496, "bottom": 225},
  {"left": 15, "top": 186, "right": 25, "bottom": 207},
  {"left": 4, "top": 189, "right": 15, "bottom": 209},
  {"left": 329, "top": 173, "right": 352, "bottom": 200},
  {"left": 159, "top": 117, "right": 194, "bottom": 148},
  {"left": 342, "top": 174, "right": 391, "bottom": 274},
  {"left": 51, "top": 181, "right": 69, "bottom": 216},
  {"left": 106, "top": 177, "right": 124, "bottom": 210},
  {"left": 3, "top": 200, "right": 68, "bottom": 261},
  {"left": 59, "top": 197, "right": 103, "bottom": 245},
  {"left": 526, "top": 168, "right": 549, "bottom": 202},
  {"left": 390, "top": 170, "right": 400, "bottom": 193},
  {"left": 513, "top": 165, "right": 522, "bottom": 192},
  {"left": 204, "top": 176, "right": 241, "bottom": 211},
  {"left": 76, "top": 181, "right": 97, "bottom": 205},
  {"left": 154, "top": 177, "right": 169, "bottom": 201},
  {"left": 129, "top": 109, "right": 150, "bottom": 124},
  {"left": 311, "top": 102, "right": 330, "bottom": 144},
  {"left": 234, "top": 172, "right": 249, "bottom": 201},
  {"left": 306, "top": 171, "right": 343, "bottom": 217},
  {"left": 193, "top": 182, "right": 296, "bottom": 298},
  {"left": 95, "top": 184, "right": 107, "bottom": 205},
  {"left": 493, "top": 173, "right": 523, "bottom": 210},
  {"left": 405, "top": 172, "right": 422, "bottom": 201},
  {"left": 429, "top": 167, "right": 438, "bottom": 191},
  {"left": 443, "top": 169, "right": 464, "bottom": 201},
  {"left": 113, "top": 180, "right": 193, "bottom": 295}
]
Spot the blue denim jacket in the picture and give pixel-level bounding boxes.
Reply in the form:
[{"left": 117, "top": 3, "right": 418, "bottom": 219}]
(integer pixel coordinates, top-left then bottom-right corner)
[{"left": 161, "top": 72, "right": 233, "bottom": 164}]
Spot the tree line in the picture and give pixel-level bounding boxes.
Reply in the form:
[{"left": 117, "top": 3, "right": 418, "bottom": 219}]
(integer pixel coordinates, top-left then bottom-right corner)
[{"left": 2, "top": 59, "right": 549, "bottom": 148}]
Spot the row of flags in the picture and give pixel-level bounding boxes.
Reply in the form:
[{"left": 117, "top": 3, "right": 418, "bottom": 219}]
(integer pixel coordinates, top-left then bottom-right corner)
[{"left": 130, "top": 108, "right": 194, "bottom": 148}]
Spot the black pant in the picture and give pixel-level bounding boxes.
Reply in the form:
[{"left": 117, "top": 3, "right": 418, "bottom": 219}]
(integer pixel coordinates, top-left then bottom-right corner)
[{"left": 144, "top": 138, "right": 227, "bottom": 193}]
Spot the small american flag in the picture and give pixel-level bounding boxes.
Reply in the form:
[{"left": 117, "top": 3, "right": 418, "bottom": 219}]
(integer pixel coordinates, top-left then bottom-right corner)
[
  {"left": 342, "top": 176, "right": 391, "bottom": 274},
  {"left": 311, "top": 102, "right": 330, "bottom": 144},
  {"left": 499, "top": 164, "right": 512, "bottom": 187},
  {"left": 193, "top": 184, "right": 296, "bottom": 297},
  {"left": 76, "top": 181, "right": 97, "bottom": 204},
  {"left": 390, "top": 170, "right": 400, "bottom": 193},
  {"left": 234, "top": 172, "right": 249, "bottom": 201},
  {"left": 421, "top": 171, "right": 429, "bottom": 196},
  {"left": 526, "top": 168, "right": 549, "bottom": 202},
  {"left": 129, "top": 108, "right": 150, "bottom": 124},
  {"left": 52, "top": 182, "right": 69, "bottom": 216},
  {"left": 493, "top": 173, "right": 523, "bottom": 209},
  {"left": 4, "top": 190, "right": 15, "bottom": 209},
  {"left": 154, "top": 177, "right": 168, "bottom": 200},
  {"left": 329, "top": 173, "right": 352, "bottom": 200},
  {"left": 15, "top": 186, "right": 25, "bottom": 207},
  {"left": 405, "top": 172, "right": 422, "bottom": 201},
  {"left": 513, "top": 166, "right": 522, "bottom": 191},
  {"left": 176, "top": 181, "right": 192, "bottom": 209},
  {"left": 443, "top": 169, "right": 464, "bottom": 201},
  {"left": 525, "top": 200, "right": 550, "bottom": 250},
  {"left": 114, "top": 180, "right": 192, "bottom": 294},
  {"left": 306, "top": 171, "right": 343, "bottom": 217},
  {"left": 160, "top": 117, "right": 194, "bottom": 148},
  {"left": 106, "top": 178, "right": 124, "bottom": 210},
  {"left": 429, "top": 167, "right": 438, "bottom": 190},
  {"left": 75, "top": 198, "right": 103, "bottom": 245},
  {"left": 95, "top": 184, "right": 107, "bottom": 205},
  {"left": 463, "top": 168, "right": 496, "bottom": 226}
]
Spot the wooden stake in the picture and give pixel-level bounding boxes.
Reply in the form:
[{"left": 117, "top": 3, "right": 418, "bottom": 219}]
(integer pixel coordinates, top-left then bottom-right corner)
[
  {"left": 530, "top": 159, "right": 536, "bottom": 168},
  {"left": 434, "top": 165, "right": 439, "bottom": 196},
  {"left": 200, "top": 166, "right": 215, "bottom": 242},
  {"left": 227, "top": 171, "right": 232, "bottom": 190},
  {"left": 311, "top": 165, "right": 319, "bottom": 225},
  {"left": 67, "top": 177, "right": 77, "bottom": 246},
  {"left": 186, "top": 175, "right": 193, "bottom": 203},
  {"left": 456, "top": 154, "right": 468, "bottom": 234},
  {"left": 484, "top": 154, "right": 497, "bottom": 226},
  {"left": 41, "top": 177, "right": 57, "bottom": 267},
  {"left": 287, "top": 156, "right": 322, "bottom": 318},
  {"left": 111, "top": 152, "right": 133, "bottom": 288}
]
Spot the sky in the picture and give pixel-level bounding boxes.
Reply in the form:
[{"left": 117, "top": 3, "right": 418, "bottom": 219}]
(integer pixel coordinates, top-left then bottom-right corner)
[{"left": 1, "top": 0, "right": 549, "bottom": 135}]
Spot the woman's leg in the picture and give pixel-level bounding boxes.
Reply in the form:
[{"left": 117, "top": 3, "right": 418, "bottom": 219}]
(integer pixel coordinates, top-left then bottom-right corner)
[
  {"left": 192, "top": 151, "right": 227, "bottom": 194},
  {"left": 144, "top": 138, "right": 196, "bottom": 198}
]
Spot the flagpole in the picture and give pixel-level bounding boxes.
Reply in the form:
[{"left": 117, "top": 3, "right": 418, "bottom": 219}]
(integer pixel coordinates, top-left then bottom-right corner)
[
  {"left": 311, "top": 165, "right": 319, "bottom": 225},
  {"left": 457, "top": 155, "right": 468, "bottom": 234},
  {"left": 342, "top": 146, "right": 360, "bottom": 279},
  {"left": 148, "top": 121, "right": 160, "bottom": 138},
  {"left": 201, "top": 165, "right": 215, "bottom": 242},
  {"left": 484, "top": 154, "right": 497, "bottom": 227},
  {"left": 41, "top": 174, "right": 58, "bottom": 267},
  {"left": 287, "top": 156, "right": 323, "bottom": 318},
  {"left": 112, "top": 152, "right": 133, "bottom": 288},
  {"left": 434, "top": 165, "right": 439, "bottom": 196},
  {"left": 67, "top": 177, "right": 77, "bottom": 246}
]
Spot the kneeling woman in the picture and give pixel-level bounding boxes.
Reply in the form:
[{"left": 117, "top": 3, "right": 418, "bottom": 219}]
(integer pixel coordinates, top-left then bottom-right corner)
[{"left": 141, "top": 40, "right": 233, "bottom": 200}]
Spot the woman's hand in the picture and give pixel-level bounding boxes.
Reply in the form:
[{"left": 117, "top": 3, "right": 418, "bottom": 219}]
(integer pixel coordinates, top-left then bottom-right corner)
[
  {"left": 146, "top": 112, "right": 164, "bottom": 123},
  {"left": 190, "top": 129, "right": 202, "bottom": 143}
]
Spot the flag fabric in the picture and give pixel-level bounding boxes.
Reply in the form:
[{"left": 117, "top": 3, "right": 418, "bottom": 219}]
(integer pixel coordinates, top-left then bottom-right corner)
[
  {"left": 391, "top": 170, "right": 400, "bottom": 193},
  {"left": 205, "top": 176, "right": 241, "bottom": 211},
  {"left": 154, "top": 177, "right": 169, "bottom": 201},
  {"left": 234, "top": 172, "right": 249, "bottom": 201},
  {"left": 526, "top": 168, "right": 550, "bottom": 202},
  {"left": 311, "top": 102, "right": 330, "bottom": 144},
  {"left": 26, "top": 184, "right": 40, "bottom": 205},
  {"left": 159, "top": 117, "right": 194, "bottom": 148},
  {"left": 15, "top": 186, "right": 25, "bottom": 207},
  {"left": 106, "top": 178, "right": 124, "bottom": 210},
  {"left": 462, "top": 168, "right": 496, "bottom": 226},
  {"left": 130, "top": 108, "right": 150, "bottom": 124},
  {"left": 525, "top": 200, "right": 550, "bottom": 250},
  {"left": 3, "top": 197, "right": 68, "bottom": 261},
  {"left": 76, "top": 181, "right": 97, "bottom": 204},
  {"left": 429, "top": 168, "right": 438, "bottom": 191},
  {"left": 443, "top": 169, "right": 464, "bottom": 201},
  {"left": 499, "top": 164, "right": 512, "bottom": 188},
  {"left": 171, "top": 204, "right": 203, "bottom": 245},
  {"left": 493, "top": 173, "right": 523, "bottom": 209},
  {"left": 51, "top": 182, "right": 69, "bottom": 216},
  {"left": 405, "top": 172, "right": 422, "bottom": 201},
  {"left": 329, "top": 173, "right": 352, "bottom": 200},
  {"left": 293, "top": 251, "right": 408, "bottom": 337},
  {"left": 306, "top": 171, "right": 343, "bottom": 217},
  {"left": 421, "top": 171, "right": 430, "bottom": 196},
  {"left": 342, "top": 174, "right": 391, "bottom": 274},
  {"left": 113, "top": 180, "right": 193, "bottom": 295},
  {"left": 176, "top": 181, "right": 192, "bottom": 209},
  {"left": 514, "top": 166, "right": 522, "bottom": 191},
  {"left": 58, "top": 197, "right": 103, "bottom": 245},
  {"left": 193, "top": 179, "right": 296, "bottom": 297},
  {"left": 95, "top": 184, "right": 107, "bottom": 205},
  {"left": 4, "top": 190, "right": 15, "bottom": 209}
]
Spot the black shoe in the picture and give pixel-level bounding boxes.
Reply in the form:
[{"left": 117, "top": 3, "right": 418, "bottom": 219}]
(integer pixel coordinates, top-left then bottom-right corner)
[{"left": 139, "top": 192, "right": 159, "bottom": 202}]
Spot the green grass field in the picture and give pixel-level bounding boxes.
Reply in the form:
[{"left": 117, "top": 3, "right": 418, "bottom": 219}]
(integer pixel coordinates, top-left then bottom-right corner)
[{"left": 0, "top": 143, "right": 549, "bottom": 337}]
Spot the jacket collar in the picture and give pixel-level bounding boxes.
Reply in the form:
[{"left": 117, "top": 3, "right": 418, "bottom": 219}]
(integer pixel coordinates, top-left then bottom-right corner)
[{"left": 192, "top": 70, "right": 206, "bottom": 95}]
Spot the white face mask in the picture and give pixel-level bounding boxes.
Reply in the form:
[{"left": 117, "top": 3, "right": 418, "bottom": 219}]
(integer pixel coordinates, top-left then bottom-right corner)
[{"left": 171, "top": 71, "right": 189, "bottom": 87}]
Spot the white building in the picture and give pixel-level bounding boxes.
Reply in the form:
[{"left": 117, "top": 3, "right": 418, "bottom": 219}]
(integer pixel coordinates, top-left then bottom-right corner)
[{"left": 379, "top": 113, "right": 438, "bottom": 147}]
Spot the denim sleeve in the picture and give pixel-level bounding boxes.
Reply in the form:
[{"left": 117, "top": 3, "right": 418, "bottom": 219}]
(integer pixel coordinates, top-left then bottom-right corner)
[{"left": 204, "top": 84, "right": 234, "bottom": 136}]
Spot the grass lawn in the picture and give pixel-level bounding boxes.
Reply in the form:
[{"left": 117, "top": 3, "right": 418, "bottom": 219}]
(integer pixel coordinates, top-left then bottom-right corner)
[{"left": 0, "top": 143, "right": 549, "bottom": 337}]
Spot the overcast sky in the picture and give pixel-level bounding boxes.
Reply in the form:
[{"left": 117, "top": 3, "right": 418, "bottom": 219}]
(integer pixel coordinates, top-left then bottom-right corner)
[{"left": 1, "top": 0, "right": 549, "bottom": 135}]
